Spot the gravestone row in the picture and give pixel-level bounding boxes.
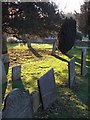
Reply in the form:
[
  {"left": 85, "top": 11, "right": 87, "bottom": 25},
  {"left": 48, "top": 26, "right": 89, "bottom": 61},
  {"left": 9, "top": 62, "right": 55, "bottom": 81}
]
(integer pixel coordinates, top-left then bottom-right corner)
[
  {"left": 2, "top": 48, "right": 87, "bottom": 118},
  {"left": 68, "top": 48, "right": 87, "bottom": 88},
  {"left": 27, "top": 38, "right": 57, "bottom": 55},
  {"left": 2, "top": 68, "right": 57, "bottom": 118}
]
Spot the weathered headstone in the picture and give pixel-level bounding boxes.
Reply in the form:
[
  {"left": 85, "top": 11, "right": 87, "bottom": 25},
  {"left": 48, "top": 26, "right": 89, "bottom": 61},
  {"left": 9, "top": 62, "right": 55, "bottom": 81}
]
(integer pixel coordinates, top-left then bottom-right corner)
[
  {"left": 81, "top": 48, "right": 87, "bottom": 76},
  {"left": 52, "top": 41, "right": 57, "bottom": 55},
  {"left": 1, "top": 59, "right": 8, "bottom": 102},
  {"left": 1, "top": 60, "right": 7, "bottom": 84},
  {"left": 2, "top": 53, "right": 10, "bottom": 75},
  {"left": 12, "top": 65, "right": 21, "bottom": 81},
  {"left": 68, "top": 57, "right": 76, "bottom": 88},
  {"left": 37, "top": 68, "right": 57, "bottom": 110},
  {"left": 31, "top": 90, "right": 41, "bottom": 113},
  {"left": 2, "top": 88, "right": 33, "bottom": 118}
]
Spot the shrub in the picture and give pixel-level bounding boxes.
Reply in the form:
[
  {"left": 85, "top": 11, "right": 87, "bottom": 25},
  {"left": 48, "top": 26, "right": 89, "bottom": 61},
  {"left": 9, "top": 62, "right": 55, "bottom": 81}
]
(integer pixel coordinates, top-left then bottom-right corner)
[
  {"left": 76, "top": 31, "right": 82, "bottom": 40},
  {"left": 58, "top": 17, "right": 76, "bottom": 54}
]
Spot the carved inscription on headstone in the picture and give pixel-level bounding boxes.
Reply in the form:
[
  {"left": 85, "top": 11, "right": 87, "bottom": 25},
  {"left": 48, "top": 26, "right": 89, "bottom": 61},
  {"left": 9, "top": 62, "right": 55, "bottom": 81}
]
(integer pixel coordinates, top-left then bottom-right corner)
[
  {"left": 12, "top": 65, "right": 21, "bottom": 81},
  {"left": 38, "top": 68, "right": 57, "bottom": 110},
  {"left": 68, "top": 57, "right": 75, "bottom": 88},
  {"left": 81, "top": 48, "right": 87, "bottom": 76}
]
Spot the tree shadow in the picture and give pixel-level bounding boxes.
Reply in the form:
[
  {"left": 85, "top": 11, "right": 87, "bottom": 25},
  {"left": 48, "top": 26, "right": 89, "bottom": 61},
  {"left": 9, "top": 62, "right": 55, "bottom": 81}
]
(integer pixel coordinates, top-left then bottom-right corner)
[
  {"left": 71, "top": 83, "right": 88, "bottom": 109},
  {"left": 29, "top": 46, "right": 42, "bottom": 58},
  {"left": 52, "top": 54, "right": 69, "bottom": 63},
  {"left": 75, "top": 57, "right": 81, "bottom": 67},
  {"left": 12, "top": 78, "right": 25, "bottom": 91}
]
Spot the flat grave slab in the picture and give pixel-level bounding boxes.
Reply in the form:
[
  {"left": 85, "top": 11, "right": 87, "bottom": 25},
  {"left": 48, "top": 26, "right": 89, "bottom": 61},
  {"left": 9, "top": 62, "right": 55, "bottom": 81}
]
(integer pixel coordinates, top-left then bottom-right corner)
[{"left": 37, "top": 68, "right": 57, "bottom": 110}]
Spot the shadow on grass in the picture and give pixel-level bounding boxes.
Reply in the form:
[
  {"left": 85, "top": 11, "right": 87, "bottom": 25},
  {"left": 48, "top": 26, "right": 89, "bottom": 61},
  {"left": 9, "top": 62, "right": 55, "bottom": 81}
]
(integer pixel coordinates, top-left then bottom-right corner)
[
  {"left": 75, "top": 57, "right": 81, "bottom": 67},
  {"left": 12, "top": 79, "right": 25, "bottom": 91},
  {"left": 29, "top": 46, "right": 42, "bottom": 58},
  {"left": 52, "top": 55, "right": 69, "bottom": 63}
]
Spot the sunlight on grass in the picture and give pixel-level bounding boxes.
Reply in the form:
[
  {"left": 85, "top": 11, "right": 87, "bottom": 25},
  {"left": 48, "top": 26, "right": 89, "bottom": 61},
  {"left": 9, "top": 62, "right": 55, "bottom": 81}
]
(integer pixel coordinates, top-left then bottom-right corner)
[{"left": 2, "top": 43, "right": 90, "bottom": 118}]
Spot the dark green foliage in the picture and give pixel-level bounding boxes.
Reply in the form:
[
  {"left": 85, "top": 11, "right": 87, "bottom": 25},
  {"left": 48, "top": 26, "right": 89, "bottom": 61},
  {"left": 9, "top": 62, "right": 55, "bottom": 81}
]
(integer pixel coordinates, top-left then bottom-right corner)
[
  {"left": 2, "top": 2, "right": 62, "bottom": 37},
  {"left": 58, "top": 17, "right": 76, "bottom": 54},
  {"left": 76, "top": 31, "right": 82, "bottom": 40}
]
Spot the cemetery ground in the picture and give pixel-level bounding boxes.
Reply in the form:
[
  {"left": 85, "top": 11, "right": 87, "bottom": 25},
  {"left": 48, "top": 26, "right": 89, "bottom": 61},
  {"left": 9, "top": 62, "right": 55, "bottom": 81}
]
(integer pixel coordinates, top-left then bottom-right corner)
[{"left": 2, "top": 43, "right": 90, "bottom": 118}]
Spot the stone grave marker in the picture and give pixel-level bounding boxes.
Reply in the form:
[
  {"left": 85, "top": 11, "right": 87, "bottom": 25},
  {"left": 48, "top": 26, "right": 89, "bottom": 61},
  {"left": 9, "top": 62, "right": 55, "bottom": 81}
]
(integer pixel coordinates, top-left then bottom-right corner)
[
  {"left": 52, "top": 41, "right": 57, "bottom": 55},
  {"left": 12, "top": 65, "right": 21, "bottom": 81},
  {"left": 1, "top": 53, "right": 10, "bottom": 75},
  {"left": 68, "top": 57, "right": 76, "bottom": 88},
  {"left": 37, "top": 68, "right": 57, "bottom": 110},
  {"left": 31, "top": 90, "right": 41, "bottom": 113},
  {"left": 2, "top": 54, "right": 10, "bottom": 74},
  {"left": 2, "top": 88, "right": 33, "bottom": 118},
  {"left": 81, "top": 48, "right": 87, "bottom": 76},
  {"left": 1, "top": 60, "right": 7, "bottom": 84}
]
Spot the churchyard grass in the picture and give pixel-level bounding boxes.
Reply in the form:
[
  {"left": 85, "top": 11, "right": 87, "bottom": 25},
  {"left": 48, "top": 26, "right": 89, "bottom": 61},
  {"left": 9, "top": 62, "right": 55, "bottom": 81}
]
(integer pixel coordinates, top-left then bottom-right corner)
[{"left": 2, "top": 43, "right": 90, "bottom": 118}]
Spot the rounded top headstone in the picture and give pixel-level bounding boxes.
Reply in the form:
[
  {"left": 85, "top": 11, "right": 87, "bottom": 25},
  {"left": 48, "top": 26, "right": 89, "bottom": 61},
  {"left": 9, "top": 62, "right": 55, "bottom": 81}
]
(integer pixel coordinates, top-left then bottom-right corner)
[{"left": 2, "top": 88, "right": 33, "bottom": 118}]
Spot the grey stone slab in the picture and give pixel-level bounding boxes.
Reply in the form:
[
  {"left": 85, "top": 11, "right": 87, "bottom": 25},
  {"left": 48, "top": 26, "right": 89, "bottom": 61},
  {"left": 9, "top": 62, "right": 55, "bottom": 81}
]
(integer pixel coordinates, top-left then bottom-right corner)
[
  {"left": 2, "top": 88, "right": 33, "bottom": 118},
  {"left": 1, "top": 60, "right": 7, "bottom": 84},
  {"left": 52, "top": 41, "right": 56, "bottom": 55},
  {"left": 1, "top": 54, "right": 10, "bottom": 63},
  {"left": 37, "top": 68, "right": 57, "bottom": 110},
  {"left": 31, "top": 90, "right": 41, "bottom": 113},
  {"left": 81, "top": 48, "right": 87, "bottom": 76},
  {"left": 12, "top": 65, "right": 21, "bottom": 81},
  {"left": 68, "top": 57, "right": 75, "bottom": 88}
]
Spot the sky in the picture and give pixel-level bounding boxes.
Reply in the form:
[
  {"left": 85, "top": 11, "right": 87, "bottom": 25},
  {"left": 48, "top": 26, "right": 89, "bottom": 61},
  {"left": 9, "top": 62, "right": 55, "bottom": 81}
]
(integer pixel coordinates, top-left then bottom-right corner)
[{"left": 50, "top": 0, "right": 85, "bottom": 13}]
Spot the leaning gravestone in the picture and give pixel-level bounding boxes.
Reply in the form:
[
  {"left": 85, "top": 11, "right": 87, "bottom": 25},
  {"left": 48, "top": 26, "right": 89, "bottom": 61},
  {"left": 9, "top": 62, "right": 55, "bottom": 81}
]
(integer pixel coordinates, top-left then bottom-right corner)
[
  {"left": 68, "top": 57, "right": 75, "bottom": 88},
  {"left": 37, "top": 68, "right": 57, "bottom": 110},
  {"left": 2, "top": 88, "right": 33, "bottom": 118},
  {"left": 81, "top": 48, "right": 87, "bottom": 76},
  {"left": 12, "top": 65, "right": 21, "bottom": 81}
]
